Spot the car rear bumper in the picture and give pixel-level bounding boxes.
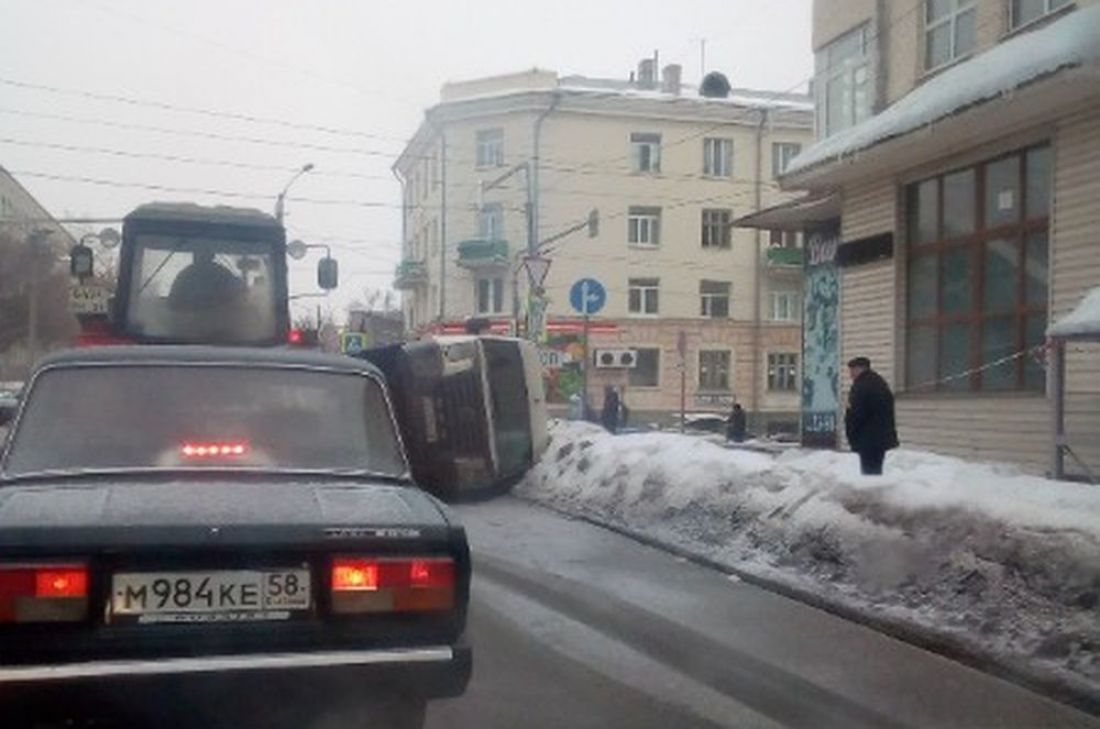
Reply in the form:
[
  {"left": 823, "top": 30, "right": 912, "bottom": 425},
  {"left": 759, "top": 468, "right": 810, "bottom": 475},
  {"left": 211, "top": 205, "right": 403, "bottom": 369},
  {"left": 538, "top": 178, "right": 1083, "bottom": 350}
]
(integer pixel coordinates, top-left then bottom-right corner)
[{"left": 0, "top": 643, "right": 472, "bottom": 698}]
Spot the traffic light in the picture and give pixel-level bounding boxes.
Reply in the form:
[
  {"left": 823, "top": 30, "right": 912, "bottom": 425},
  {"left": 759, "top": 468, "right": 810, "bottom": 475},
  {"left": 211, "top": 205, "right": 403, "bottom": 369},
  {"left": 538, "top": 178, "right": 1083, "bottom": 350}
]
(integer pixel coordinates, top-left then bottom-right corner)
[{"left": 587, "top": 209, "right": 599, "bottom": 238}]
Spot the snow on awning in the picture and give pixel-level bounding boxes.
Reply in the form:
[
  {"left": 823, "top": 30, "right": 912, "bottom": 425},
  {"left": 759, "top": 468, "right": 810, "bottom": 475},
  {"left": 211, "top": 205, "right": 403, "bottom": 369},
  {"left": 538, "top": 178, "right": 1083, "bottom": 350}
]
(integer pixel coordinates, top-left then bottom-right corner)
[
  {"left": 786, "top": 4, "right": 1100, "bottom": 177},
  {"left": 1048, "top": 286, "right": 1100, "bottom": 340}
]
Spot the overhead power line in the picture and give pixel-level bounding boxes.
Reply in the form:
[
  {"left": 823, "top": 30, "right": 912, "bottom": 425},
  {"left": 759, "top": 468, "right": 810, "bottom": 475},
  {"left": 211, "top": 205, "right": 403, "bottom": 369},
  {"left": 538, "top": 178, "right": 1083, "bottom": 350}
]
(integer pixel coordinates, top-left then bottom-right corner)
[
  {"left": 0, "top": 108, "right": 393, "bottom": 158},
  {"left": 0, "top": 137, "right": 394, "bottom": 181},
  {"left": 0, "top": 76, "right": 410, "bottom": 144},
  {"left": 8, "top": 168, "right": 522, "bottom": 215}
]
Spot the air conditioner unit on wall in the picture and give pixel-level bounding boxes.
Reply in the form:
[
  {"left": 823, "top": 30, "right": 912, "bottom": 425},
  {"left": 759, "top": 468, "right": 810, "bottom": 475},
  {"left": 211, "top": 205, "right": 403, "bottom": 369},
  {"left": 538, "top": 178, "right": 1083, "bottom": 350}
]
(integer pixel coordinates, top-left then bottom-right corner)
[{"left": 593, "top": 349, "right": 638, "bottom": 368}]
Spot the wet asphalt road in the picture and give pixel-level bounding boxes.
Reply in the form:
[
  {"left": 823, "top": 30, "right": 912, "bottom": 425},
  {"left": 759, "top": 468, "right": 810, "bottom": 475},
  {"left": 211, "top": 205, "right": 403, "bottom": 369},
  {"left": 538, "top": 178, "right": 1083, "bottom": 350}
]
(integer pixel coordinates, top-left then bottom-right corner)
[{"left": 425, "top": 497, "right": 1100, "bottom": 729}]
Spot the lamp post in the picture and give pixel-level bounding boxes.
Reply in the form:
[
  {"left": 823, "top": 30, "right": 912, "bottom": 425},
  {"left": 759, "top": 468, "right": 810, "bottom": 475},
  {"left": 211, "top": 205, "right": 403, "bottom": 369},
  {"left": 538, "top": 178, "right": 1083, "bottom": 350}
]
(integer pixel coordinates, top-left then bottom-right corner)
[{"left": 275, "top": 163, "right": 315, "bottom": 225}]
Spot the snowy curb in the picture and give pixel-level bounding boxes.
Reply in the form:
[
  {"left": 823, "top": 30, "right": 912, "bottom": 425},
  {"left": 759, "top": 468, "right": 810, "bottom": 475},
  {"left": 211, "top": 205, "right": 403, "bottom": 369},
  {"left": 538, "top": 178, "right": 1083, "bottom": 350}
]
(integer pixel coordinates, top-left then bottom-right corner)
[{"left": 517, "top": 420, "right": 1100, "bottom": 715}]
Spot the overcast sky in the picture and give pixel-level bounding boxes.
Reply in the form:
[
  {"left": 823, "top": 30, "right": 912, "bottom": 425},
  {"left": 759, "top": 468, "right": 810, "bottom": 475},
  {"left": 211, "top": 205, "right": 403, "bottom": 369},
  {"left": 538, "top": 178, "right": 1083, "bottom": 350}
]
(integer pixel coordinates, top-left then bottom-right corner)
[{"left": 0, "top": 0, "right": 812, "bottom": 321}]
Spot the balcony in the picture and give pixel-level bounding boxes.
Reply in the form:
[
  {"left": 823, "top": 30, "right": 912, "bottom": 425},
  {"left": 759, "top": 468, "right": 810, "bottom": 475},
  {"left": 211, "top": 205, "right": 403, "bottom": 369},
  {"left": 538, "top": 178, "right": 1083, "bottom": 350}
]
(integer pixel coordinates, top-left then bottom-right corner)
[
  {"left": 394, "top": 259, "right": 428, "bottom": 289},
  {"left": 457, "top": 239, "right": 509, "bottom": 270},
  {"left": 766, "top": 246, "right": 804, "bottom": 269}
]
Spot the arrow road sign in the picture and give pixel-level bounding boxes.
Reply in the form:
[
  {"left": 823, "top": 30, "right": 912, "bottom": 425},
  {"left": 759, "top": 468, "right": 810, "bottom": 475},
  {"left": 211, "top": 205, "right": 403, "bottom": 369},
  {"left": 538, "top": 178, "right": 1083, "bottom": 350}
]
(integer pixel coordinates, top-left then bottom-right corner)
[{"left": 569, "top": 278, "right": 606, "bottom": 316}]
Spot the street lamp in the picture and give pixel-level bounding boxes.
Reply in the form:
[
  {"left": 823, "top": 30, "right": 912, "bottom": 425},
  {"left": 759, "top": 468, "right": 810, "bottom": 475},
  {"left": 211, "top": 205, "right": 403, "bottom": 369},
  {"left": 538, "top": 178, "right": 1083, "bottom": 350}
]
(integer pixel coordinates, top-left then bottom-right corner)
[{"left": 275, "top": 163, "right": 315, "bottom": 224}]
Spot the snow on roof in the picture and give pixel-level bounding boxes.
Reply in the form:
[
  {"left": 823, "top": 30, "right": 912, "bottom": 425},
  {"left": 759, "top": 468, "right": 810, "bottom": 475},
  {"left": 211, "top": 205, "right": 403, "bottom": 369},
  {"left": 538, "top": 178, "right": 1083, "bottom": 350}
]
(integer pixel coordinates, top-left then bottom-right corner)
[
  {"left": 1048, "top": 286, "right": 1100, "bottom": 339},
  {"left": 559, "top": 77, "right": 813, "bottom": 111},
  {"left": 786, "top": 4, "right": 1100, "bottom": 176},
  {"left": 126, "top": 202, "right": 278, "bottom": 227},
  {"left": 435, "top": 74, "right": 812, "bottom": 112}
]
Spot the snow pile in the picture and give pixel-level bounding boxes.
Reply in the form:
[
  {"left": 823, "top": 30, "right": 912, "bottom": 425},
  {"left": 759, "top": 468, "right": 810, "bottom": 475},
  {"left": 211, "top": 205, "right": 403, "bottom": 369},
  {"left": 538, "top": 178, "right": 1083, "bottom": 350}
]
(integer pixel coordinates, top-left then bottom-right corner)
[
  {"left": 519, "top": 421, "right": 1100, "bottom": 694},
  {"left": 787, "top": 4, "right": 1100, "bottom": 175},
  {"left": 1049, "top": 286, "right": 1100, "bottom": 339}
]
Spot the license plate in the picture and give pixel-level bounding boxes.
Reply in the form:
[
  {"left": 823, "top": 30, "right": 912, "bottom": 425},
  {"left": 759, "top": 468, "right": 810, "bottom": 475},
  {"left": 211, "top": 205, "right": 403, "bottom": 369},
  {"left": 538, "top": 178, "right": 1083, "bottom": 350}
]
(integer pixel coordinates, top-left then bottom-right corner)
[{"left": 111, "top": 569, "right": 311, "bottom": 624}]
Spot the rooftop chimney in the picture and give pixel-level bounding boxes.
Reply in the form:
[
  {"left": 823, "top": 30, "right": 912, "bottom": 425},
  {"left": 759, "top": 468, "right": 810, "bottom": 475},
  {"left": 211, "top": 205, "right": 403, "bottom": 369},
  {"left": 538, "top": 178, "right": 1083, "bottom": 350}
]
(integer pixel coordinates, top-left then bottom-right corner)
[
  {"left": 661, "top": 64, "right": 682, "bottom": 95},
  {"left": 637, "top": 58, "right": 657, "bottom": 89}
]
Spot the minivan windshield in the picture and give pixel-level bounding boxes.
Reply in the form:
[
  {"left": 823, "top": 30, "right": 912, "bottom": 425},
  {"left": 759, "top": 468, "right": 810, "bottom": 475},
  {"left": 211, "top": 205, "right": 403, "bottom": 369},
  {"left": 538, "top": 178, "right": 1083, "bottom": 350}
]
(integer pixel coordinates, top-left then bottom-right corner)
[{"left": 2, "top": 365, "right": 406, "bottom": 478}]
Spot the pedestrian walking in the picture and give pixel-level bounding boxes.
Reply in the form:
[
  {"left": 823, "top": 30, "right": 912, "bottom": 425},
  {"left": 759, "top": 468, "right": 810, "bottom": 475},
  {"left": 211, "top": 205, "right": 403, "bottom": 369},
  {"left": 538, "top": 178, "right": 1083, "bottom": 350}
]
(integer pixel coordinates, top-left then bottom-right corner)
[
  {"left": 844, "top": 356, "right": 899, "bottom": 475},
  {"left": 600, "top": 385, "right": 621, "bottom": 434},
  {"left": 727, "top": 402, "right": 747, "bottom": 443},
  {"left": 618, "top": 387, "right": 630, "bottom": 430}
]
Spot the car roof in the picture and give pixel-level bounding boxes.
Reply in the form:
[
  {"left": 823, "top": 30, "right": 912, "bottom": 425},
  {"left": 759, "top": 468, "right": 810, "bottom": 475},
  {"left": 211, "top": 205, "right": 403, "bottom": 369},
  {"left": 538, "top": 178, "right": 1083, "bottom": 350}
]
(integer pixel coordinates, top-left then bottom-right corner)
[{"left": 34, "top": 346, "right": 386, "bottom": 378}]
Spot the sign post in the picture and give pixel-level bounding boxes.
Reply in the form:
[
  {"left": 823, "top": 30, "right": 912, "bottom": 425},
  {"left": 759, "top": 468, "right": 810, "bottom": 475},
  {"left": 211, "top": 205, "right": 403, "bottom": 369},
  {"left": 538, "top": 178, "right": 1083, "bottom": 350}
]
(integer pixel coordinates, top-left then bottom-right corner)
[
  {"left": 569, "top": 278, "right": 607, "bottom": 418},
  {"left": 677, "top": 330, "right": 687, "bottom": 433}
]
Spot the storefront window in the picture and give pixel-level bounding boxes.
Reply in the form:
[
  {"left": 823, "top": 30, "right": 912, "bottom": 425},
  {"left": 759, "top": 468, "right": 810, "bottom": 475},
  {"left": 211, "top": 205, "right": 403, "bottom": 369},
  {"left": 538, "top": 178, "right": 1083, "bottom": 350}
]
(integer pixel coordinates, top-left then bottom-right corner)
[{"left": 905, "top": 145, "right": 1050, "bottom": 392}]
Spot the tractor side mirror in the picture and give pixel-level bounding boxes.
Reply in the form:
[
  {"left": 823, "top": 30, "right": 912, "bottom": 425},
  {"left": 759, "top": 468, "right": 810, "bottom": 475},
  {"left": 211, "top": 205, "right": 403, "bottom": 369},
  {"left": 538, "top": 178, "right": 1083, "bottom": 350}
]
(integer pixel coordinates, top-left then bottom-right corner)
[
  {"left": 70, "top": 244, "right": 94, "bottom": 279},
  {"left": 317, "top": 257, "right": 339, "bottom": 290}
]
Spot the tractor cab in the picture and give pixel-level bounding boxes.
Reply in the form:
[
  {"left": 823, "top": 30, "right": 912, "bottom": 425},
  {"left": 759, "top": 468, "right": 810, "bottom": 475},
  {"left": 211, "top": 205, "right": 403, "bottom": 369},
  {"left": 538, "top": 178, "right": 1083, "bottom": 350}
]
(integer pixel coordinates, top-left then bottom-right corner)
[{"left": 71, "top": 203, "right": 337, "bottom": 347}]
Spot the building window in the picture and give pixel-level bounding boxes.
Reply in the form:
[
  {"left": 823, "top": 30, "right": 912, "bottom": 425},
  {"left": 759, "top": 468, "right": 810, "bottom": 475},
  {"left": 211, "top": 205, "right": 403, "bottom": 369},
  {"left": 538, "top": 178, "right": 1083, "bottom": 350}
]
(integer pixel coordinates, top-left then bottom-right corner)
[
  {"left": 627, "top": 207, "right": 661, "bottom": 247},
  {"left": 629, "top": 348, "right": 660, "bottom": 387},
  {"left": 768, "top": 353, "right": 798, "bottom": 391},
  {"left": 1011, "top": 0, "right": 1071, "bottom": 28},
  {"left": 905, "top": 145, "right": 1051, "bottom": 393},
  {"left": 814, "top": 23, "right": 872, "bottom": 138},
  {"left": 476, "top": 277, "right": 504, "bottom": 315},
  {"left": 476, "top": 128, "right": 504, "bottom": 168},
  {"left": 769, "top": 229, "right": 802, "bottom": 248},
  {"left": 478, "top": 203, "right": 504, "bottom": 240},
  {"left": 703, "top": 138, "right": 733, "bottom": 178},
  {"left": 628, "top": 278, "right": 660, "bottom": 315},
  {"left": 699, "top": 350, "right": 731, "bottom": 391},
  {"left": 630, "top": 132, "right": 662, "bottom": 173},
  {"left": 700, "top": 280, "right": 731, "bottom": 318},
  {"left": 772, "top": 142, "right": 803, "bottom": 176},
  {"left": 771, "top": 291, "right": 801, "bottom": 322},
  {"left": 925, "top": 0, "right": 976, "bottom": 71},
  {"left": 701, "top": 209, "right": 732, "bottom": 248}
]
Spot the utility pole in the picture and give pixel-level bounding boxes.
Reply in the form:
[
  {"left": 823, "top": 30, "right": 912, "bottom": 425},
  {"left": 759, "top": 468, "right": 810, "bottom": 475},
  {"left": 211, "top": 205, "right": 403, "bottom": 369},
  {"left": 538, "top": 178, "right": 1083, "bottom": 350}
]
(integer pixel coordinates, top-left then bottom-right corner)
[
  {"left": 477, "top": 162, "right": 533, "bottom": 335},
  {"left": 751, "top": 109, "right": 767, "bottom": 427},
  {"left": 26, "top": 229, "right": 52, "bottom": 365}
]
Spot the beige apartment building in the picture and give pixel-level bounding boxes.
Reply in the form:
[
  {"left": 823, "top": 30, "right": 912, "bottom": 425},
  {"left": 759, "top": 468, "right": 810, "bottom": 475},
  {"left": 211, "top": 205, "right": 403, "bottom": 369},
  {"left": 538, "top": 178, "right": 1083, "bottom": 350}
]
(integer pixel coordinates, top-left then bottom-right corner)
[
  {"left": 394, "top": 63, "right": 813, "bottom": 428},
  {"left": 763, "top": 0, "right": 1100, "bottom": 475}
]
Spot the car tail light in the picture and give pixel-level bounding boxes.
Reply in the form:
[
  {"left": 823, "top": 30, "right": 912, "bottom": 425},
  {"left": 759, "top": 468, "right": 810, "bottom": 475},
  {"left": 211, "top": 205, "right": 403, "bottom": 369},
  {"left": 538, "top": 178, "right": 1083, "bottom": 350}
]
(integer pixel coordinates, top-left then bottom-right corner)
[
  {"left": 330, "top": 557, "right": 455, "bottom": 614},
  {"left": 0, "top": 563, "right": 89, "bottom": 623}
]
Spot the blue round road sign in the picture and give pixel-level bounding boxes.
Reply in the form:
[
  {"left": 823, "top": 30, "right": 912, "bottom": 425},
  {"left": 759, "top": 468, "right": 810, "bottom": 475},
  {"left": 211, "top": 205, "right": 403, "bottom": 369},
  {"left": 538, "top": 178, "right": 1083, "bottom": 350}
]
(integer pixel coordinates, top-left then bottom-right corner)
[{"left": 569, "top": 278, "right": 607, "bottom": 315}]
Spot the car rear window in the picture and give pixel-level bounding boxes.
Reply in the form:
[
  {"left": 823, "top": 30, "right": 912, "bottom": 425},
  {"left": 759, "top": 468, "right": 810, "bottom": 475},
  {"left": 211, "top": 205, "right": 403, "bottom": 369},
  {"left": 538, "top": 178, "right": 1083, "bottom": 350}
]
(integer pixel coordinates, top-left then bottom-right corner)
[{"left": 2, "top": 365, "right": 406, "bottom": 478}]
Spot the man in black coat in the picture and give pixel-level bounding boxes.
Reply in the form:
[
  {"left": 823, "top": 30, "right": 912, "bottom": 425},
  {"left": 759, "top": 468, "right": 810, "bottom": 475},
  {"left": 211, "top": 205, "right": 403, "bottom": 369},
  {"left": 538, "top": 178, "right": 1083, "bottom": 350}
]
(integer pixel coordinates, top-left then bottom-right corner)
[
  {"left": 727, "top": 403, "right": 747, "bottom": 443},
  {"left": 600, "top": 385, "right": 621, "bottom": 434},
  {"left": 844, "top": 357, "right": 899, "bottom": 475}
]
